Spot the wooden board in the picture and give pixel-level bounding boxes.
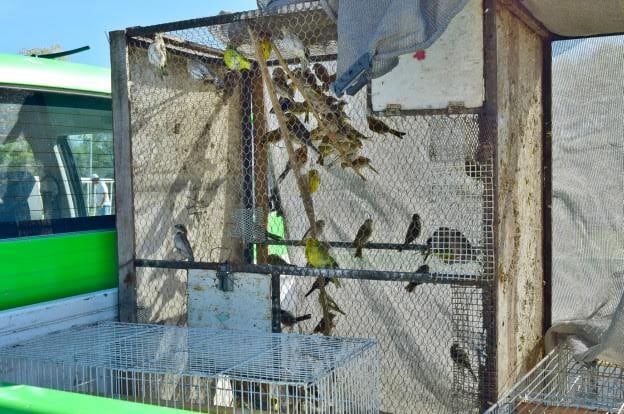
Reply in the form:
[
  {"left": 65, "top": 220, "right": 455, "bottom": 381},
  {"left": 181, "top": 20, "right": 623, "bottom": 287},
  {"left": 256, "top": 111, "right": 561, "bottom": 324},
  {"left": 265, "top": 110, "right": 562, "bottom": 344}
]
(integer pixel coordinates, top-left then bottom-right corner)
[
  {"left": 370, "top": 0, "right": 484, "bottom": 112},
  {"left": 187, "top": 270, "right": 272, "bottom": 332},
  {"left": 495, "top": 5, "right": 545, "bottom": 395}
]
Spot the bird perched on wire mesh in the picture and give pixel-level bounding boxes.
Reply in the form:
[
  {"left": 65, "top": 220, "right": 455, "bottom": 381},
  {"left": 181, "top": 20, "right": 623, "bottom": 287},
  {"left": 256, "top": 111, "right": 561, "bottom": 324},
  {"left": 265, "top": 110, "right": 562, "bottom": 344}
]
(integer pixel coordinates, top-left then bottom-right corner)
[
  {"left": 424, "top": 227, "right": 478, "bottom": 264},
  {"left": 278, "top": 146, "right": 308, "bottom": 183},
  {"left": 272, "top": 67, "right": 295, "bottom": 99},
  {"left": 305, "top": 239, "right": 339, "bottom": 269},
  {"left": 308, "top": 169, "right": 321, "bottom": 194},
  {"left": 451, "top": 343, "right": 477, "bottom": 381},
  {"left": 267, "top": 254, "right": 295, "bottom": 267},
  {"left": 353, "top": 218, "right": 373, "bottom": 258},
  {"left": 302, "top": 219, "right": 325, "bottom": 242},
  {"left": 280, "top": 309, "right": 311, "bottom": 329},
  {"left": 367, "top": 116, "right": 406, "bottom": 139},
  {"left": 405, "top": 264, "right": 429, "bottom": 293},
  {"left": 284, "top": 113, "right": 319, "bottom": 154},
  {"left": 270, "top": 98, "right": 310, "bottom": 121},
  {"left": 312, "top": 63, "right": 336, "bottom": 91},
  {"left": 280, "top": 27, "right": 310, "bottom": 68},
  {"left": 173, "top": 224, "right": 194, "bottom": 261},
  {"left": 186, "top": 59, "right": 222, "bottom": 86},
  {"left": 313, "top": 312, "right": 337, "bottom": 334},
  {"left": 398, "top": 213, "right": 422, "bottom": 252},
  {"left": 224, "top": 45, "right": 251, "bottom": 71},
  {"left": 148, "top": 33, "right": 168, "bottom": 78}
]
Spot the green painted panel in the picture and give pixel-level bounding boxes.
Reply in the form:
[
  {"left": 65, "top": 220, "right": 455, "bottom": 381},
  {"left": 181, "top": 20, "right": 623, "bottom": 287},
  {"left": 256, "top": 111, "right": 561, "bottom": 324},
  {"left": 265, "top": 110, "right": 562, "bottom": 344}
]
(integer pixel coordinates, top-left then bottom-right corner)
[
  {"left": 0, "top": 383, "right": 192, "bottom": 414},
  {"left": 0, "top": 231, "right": 117, "bottom": 311}
]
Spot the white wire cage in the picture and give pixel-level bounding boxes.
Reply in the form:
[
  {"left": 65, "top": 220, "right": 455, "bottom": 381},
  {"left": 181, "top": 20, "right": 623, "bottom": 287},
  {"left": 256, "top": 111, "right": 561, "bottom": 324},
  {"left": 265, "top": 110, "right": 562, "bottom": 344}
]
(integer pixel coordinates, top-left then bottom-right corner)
[
  {"left": 0, "top": 322, "right": 379, "bottom": 413},
  {"left": 486, "top": 345, "right": 624, "bottom": 414}
]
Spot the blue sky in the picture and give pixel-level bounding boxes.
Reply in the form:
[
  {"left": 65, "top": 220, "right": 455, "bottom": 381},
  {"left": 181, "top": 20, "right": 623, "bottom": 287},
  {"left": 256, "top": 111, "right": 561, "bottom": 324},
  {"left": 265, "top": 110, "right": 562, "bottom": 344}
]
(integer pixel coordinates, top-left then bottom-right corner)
[{"left": 0, "top": 0, "right": 257, "bottom": 68}]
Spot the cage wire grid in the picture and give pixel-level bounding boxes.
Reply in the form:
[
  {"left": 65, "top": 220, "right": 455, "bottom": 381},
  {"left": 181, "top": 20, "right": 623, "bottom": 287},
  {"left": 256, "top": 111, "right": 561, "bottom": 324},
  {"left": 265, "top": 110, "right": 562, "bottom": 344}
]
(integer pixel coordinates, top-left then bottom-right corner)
[
  {"left": 0, "top": 321, "right": 379, "bottom": 413},
  {"left": 120, "top": 1, "right": 497, "bottom": 412},
  {"left": 486, "top": 346, "right": 624, "bottom": 414}
]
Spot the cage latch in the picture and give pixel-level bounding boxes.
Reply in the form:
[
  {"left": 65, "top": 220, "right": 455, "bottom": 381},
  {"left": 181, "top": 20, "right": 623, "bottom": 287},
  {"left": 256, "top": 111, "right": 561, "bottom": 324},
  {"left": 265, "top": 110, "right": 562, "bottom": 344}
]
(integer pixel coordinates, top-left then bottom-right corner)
[{"left": 217, "top": 262, "right": 234, "bottom": 292}]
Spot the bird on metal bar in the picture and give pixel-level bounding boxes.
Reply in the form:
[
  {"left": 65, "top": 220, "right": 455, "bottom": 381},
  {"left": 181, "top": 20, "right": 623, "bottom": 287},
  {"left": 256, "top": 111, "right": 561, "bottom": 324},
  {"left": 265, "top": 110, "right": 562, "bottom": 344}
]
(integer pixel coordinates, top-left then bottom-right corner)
[
  {"left": 352, "top": 218, "right": 373, "bottom": 259},
  {"left": 398, "top": 213, "right": 422, "bottom": 252},
  {"left": 423, "top": 227, "right": 478, "bottom": 264},
  {"left": 405, "top": 264, "right": 429, "bottom": 293},
  {"left": 267, "top": 254, "right": 295, "bottom": 267},
  {"left": 148, "top": 33, "right": 168, "bottom": 78},
  {"left": 280, "top": 309, "right": 312, "bottom": 329},
  {"left": 305, "top": 239, "right": 339, "bottom": 269},
  {"left": 173, "top": 224, "right": 194, "bottom": 261},
  {"left": 451, "top": 343, "right": 477, "bottom": 382},
  {"left": 367, "top": 115, "right": 406, "bottom": 139}
]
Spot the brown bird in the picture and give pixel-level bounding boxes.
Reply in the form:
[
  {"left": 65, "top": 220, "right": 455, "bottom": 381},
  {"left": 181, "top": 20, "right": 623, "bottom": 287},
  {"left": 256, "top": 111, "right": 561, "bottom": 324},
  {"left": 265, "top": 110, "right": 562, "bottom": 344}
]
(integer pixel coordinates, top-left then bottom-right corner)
[
  {"left": 304, "top": 276, "right": 330, "bottom": 297},
  {"left": 342, "top": 157, "right": 378, "bottom": 176},
  {"left": 325, "top": 293, "right": 346, "bottom": 316},
  {"left": 312, "top": 63, "right": 336, "bottom": 91},
  {"left": 302, "top": 219, "right": 325, "bottom": 242},
  {"left": 284, "top": 113, "right": 319, "bottom": 154},
  {"left": 398, "top": 213, "right": 422, "bottom": 252},
  {"left": 261, "top": 128, "right": 282, "bottom": 144},
  {"left": 313, "top": 312, "right": 337, "bottom": 334},
  {"left": 278, "top": 146, "right": 308, "bottom": 183},
  {"left": 270, "top": 97, "right": 309, "bottom": 116},
  {"left": 353, "top": 218, "right": 373, "bottom": 258},
  {"left": 367, "top": 116, "right": 406, "bottom": 139},
  {"left": 405, "top": 264, "right": 429, "bottom": 292},
  {"left": 173, "top": 224, "right": 194, "bottom": 261},
  {"left": 451, "top": 343, "right": 477, "bottom": 382},
  {"left": 280, "top": 309, "right": 312, "bottom": 328},
  {"left": 272, "top": 67, "right": 295, "bottom": 99},
  {"left": 267, "top": 254, "right": 295, "bottom": 267}
]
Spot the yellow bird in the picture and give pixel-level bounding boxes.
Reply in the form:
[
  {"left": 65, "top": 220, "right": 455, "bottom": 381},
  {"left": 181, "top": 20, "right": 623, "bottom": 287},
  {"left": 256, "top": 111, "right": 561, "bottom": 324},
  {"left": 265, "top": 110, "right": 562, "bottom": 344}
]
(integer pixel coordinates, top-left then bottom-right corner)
[
  {"left": 308, "top": 169, "right": 321, "bottom": 193},
  {"left": 224, "top": 45, "right": 251, "bottom": 72},
  {"left": 260, "top": 38, "right": 272, "bottom": 61},
  {"left": 305, "top": 239, "right": 339, "bottom": 269}
]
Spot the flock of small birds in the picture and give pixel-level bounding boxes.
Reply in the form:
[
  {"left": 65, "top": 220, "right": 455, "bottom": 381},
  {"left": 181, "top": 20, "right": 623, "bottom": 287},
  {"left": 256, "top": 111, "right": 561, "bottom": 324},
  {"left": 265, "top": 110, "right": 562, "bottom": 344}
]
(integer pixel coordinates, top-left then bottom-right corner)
[{"left": 153, "top": 26, "right": 480, "bottom": 383}]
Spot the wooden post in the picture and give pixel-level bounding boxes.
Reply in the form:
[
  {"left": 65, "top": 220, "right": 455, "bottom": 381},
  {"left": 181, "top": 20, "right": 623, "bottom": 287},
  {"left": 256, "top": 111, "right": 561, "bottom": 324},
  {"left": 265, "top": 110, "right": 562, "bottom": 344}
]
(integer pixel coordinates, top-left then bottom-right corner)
[{"left": 110, "top": 30, "right": 137, "bottom": 323}]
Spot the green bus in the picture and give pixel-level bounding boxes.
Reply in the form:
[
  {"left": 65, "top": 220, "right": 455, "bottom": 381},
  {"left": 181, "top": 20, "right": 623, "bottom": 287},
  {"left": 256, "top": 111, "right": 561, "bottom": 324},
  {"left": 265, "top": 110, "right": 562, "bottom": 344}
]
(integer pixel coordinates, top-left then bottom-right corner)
[{"left": 0, "top": 53, "right": 118, "bottom": 324}]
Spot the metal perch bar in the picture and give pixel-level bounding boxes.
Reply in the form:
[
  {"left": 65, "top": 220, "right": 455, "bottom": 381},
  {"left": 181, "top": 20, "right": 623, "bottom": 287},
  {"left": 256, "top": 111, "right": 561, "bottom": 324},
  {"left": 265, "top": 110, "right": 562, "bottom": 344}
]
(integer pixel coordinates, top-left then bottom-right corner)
[{"left": 135, "top": 259, "right": 489, "bottom": 286}]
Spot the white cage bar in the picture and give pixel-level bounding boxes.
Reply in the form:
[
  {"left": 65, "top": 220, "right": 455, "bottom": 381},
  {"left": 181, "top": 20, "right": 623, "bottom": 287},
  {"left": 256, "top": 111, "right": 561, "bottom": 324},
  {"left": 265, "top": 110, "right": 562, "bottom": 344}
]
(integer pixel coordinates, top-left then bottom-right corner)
[{"left": 0, "top": 322, "right": 379, "bottom": 413}]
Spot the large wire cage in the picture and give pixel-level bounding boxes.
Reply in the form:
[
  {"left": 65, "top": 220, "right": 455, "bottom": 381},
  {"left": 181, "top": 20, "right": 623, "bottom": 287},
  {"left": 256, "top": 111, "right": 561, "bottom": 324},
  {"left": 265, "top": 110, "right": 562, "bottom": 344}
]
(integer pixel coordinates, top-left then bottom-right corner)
[
  {"left": 116, "top": 1, "right": 497, "bottom": 412},
  {"left": 0, "top": 322, "right": 379, "bottom": 413},
  {"left": 486, "top": 345, "right": 624, "bottom": 413}
]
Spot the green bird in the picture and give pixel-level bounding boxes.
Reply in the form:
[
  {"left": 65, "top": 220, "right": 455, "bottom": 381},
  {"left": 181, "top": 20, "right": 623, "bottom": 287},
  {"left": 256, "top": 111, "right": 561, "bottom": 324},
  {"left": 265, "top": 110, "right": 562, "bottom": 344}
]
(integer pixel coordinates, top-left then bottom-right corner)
[{"left": 224, "top": 45, "right": 251, "bottom": 72}]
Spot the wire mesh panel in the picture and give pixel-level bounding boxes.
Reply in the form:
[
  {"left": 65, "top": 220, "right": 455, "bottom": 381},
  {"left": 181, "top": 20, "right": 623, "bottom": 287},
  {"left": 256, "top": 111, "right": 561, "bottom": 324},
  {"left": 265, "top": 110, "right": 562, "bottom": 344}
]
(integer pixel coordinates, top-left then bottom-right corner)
[
  {"left": 487, "top": 346, "right": 624, "bottom": 413},
  {"left": 116, "top": 1, "right": 496, "bottom": 412},
  {"left": 0, "top": 321, "right": 379, "bottom": 413}
]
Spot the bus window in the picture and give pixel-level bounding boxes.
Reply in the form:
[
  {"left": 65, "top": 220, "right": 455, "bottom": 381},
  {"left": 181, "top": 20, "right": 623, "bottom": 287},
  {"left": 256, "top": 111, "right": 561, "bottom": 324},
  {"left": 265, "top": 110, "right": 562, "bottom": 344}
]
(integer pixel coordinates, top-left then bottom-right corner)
[{"left": 0, "top": 88, "right": 114, "bottom": 237}]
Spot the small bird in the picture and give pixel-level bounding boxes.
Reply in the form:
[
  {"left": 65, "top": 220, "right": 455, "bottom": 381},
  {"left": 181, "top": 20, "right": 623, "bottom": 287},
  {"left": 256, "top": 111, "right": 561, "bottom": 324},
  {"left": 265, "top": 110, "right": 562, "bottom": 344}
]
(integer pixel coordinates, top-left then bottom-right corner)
[
  {"left": 325, "top": 293, "right": 346, "bottom": 316},
  {"left": 267, "top": 254, "right": 295, "bottom": 267},
  {"left": 280, "top": 27, "right": 310, "bottom": 68},
  {"left": 312, "top": 63, "right": 336, "bottom": 91},
  {"left": 148, "top": 33, "right": 167, "bottom": 78},
  {"left": 353, "top": 218, "right": 373, "bottom": 258},
  {"left": 284, "top": 113, "right": 319, "bottom": 153},
  {"left": 398, "top": 213, "right": 422, "bottom": 252},
  {"left": 280, "top": 309, "right": 311, "bottom": 328},
  {"left": 302, "top": 219, "right": 325, "bottom": 241},
  {"left": 272, "top": 67, "right": 295, "bottom": 99},
  {"left": 218, "top": 70, "right": 240, "bottom": 101},
  {"left": 313, "top": 312, "right": 337, "bottom": 334},
  {"left": 367, "top": 116, "right": 406, "bottom": 139},
  {"left": 259, "top": 33, "right": 272, "bottom": 61},
  {"left": 173, "top": 224, "right": 194, "bottom": 261},
  {"left": 224, "top": 45, "right": 251, "bottom": 71},
  {"left": 261, "top": 128, "right": 282, "bottom": 144},
  {"left": 308, "top": 169, "right": 321, "bottom": 194},
  {"left": 278, "top": 146, "right": 308, "bottom": 183},
  {"left": 305, "top": 239, "right": 339, "bottom": 269},
  {"left": 304, "top": 276, "right": 330, "bottom": 297},
  {"left": 186, "top": 59, "right": 220, "bottom": 85},
  {"left": 405, "top": 264, "right": 429, "bottom": 292},
  {"left": 270, "top": 97, "right": 309, "bottom": 116},
  {"left": 424, "top": 227, "right": 478, "bottom": 264},
  {"left": 450, "top": 343, "right": 477, "bottom": 381},
  {"left": 342, "top": 156, "right": 379, "bottom": 176},
  {"left": 317, "top": 143, "right": 334, "bottom": 165}
]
